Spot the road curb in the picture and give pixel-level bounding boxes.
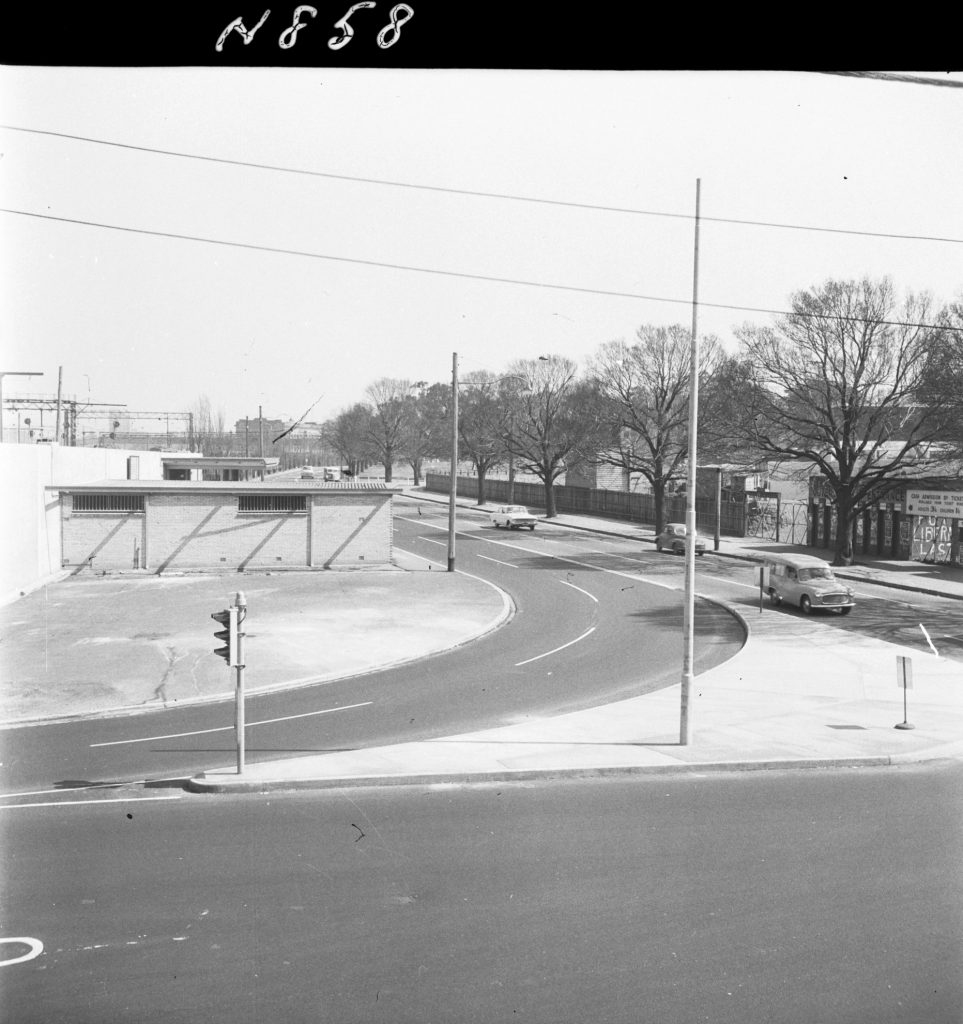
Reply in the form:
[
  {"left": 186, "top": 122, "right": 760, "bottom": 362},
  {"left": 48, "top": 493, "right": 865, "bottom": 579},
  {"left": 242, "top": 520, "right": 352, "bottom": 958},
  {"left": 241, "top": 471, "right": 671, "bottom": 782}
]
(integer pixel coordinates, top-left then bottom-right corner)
[{"left": 187, "top": 755, "right": 899, "bottom": 794}]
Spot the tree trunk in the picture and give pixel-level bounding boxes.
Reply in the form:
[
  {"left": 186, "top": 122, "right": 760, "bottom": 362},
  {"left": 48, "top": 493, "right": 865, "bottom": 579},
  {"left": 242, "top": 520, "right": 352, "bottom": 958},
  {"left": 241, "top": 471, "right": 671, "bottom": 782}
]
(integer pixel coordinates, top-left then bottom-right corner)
[
  {"left": 833, "top": 485, "right": 855, "bottom": 566},
  {"left": 652, "top": 477, "right": 666, "bottom": 535},
  {"left": 412, "top": 457, "right": 422, "bottom": 487},
  {"left": 477, "top": 467, "right": 487, "bottom": 506},
  {"left": 543, "top": 471, "right": 557, "bottom": 518},
  {"left": 384, "top": 459, "right": 393, "bottom": 483}
]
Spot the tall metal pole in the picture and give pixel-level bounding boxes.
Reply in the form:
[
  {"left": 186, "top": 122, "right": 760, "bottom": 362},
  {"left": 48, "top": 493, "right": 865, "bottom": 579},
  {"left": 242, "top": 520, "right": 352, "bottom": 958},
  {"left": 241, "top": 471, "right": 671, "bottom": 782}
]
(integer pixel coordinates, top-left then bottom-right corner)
[
  {"left": 680, "top": 179, "right": 702, "bottom": 746},
  {"left": 235, "top": 591, "right": 247, "bottom": 774},
  {"left": 55, "top": 366, "right": 63, "bottom": 444},
  {"left": 448, "top": 351, "right": 458, "bottom": 572}
]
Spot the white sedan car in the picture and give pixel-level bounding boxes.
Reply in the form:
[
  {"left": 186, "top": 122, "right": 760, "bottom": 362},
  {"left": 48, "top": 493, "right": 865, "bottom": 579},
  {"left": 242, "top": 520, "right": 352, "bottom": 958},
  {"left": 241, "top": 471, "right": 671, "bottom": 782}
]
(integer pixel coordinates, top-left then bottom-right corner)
[{"left": 490, "top": 504, "right": 538, "bottom": 530}]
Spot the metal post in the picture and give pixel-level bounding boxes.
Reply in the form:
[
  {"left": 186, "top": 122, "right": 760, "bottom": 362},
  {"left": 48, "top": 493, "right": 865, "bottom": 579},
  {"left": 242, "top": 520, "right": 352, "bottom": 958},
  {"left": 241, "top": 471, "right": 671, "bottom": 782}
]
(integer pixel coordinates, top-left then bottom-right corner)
[
  {"left": 55, "top": 366, "right": 63, "bottom": 444},
  {"left": 235, "top": 591, "right": 247, "bottom": 772},
  {"left": 714, "top": 466, "right": 722, "bottom": 551},
  {"left": 448, "top": 352, "right": 458, "bottom": 572},
  {"left": 680, "top": 179, "right": 701, "bottom": 746}
]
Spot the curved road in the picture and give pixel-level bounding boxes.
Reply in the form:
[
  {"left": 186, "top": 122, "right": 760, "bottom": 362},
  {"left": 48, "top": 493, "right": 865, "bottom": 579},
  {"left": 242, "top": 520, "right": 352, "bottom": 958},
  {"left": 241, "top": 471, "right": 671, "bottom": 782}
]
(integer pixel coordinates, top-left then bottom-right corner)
[{"left": 0, "top": 501, "right": 744, "bottom": 800}]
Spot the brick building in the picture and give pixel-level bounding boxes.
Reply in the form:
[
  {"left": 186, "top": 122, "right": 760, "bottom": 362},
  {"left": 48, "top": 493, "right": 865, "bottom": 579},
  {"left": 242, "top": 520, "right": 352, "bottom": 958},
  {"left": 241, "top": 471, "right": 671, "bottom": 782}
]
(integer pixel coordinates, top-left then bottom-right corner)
[{"left": 48, "top": 479, "right": 401, "bottom": 572}]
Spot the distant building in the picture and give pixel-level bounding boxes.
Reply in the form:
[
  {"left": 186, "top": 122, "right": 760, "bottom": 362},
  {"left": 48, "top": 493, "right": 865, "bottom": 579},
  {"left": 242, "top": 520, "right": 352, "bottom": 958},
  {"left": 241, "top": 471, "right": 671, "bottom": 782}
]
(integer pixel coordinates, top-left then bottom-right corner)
[{"left": 162, "top": 455, "right": 279, "bottom": 481}]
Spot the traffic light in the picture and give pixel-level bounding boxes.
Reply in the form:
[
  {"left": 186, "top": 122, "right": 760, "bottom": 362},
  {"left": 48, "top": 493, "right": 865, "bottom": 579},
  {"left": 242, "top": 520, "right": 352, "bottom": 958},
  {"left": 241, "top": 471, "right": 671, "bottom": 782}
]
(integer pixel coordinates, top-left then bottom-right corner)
[{"left": 212, "top": 606, "right": 239, "bottom": 666}]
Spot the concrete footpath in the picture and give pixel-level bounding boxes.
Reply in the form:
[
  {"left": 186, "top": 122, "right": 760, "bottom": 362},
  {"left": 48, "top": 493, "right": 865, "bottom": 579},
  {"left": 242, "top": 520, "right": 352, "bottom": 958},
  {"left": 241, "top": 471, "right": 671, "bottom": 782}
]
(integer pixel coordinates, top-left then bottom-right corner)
[{"left": 190, "top": 492, "right": 963, "bottom": 793}]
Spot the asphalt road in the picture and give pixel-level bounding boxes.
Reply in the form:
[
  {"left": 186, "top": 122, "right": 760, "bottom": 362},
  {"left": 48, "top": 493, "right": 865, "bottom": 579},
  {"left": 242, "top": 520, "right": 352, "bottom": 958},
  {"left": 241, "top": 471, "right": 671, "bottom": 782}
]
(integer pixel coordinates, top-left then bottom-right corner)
[
  {"left": 2, "top": 762, "right": 960, "bottom": 1024},
  {"left": 0, "top": 508, "right": 744, "bottom": 800}
]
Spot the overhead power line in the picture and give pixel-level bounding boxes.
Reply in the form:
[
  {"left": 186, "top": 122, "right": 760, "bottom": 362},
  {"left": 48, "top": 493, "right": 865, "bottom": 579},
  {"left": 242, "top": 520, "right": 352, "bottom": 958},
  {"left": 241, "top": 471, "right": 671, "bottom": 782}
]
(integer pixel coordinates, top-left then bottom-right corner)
[
  {"left": 1, "top": 206, "right": 954, "bottom": 332},
  {"left": 2, "top": 124, "right": 961, "bottom": 246}
]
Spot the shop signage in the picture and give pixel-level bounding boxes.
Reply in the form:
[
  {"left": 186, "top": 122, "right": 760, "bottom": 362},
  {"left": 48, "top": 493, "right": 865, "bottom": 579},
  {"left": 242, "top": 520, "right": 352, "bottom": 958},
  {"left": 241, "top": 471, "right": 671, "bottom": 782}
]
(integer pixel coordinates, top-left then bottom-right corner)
[{"left": 905, "top": 490, "right": 963, "bottom": 518}]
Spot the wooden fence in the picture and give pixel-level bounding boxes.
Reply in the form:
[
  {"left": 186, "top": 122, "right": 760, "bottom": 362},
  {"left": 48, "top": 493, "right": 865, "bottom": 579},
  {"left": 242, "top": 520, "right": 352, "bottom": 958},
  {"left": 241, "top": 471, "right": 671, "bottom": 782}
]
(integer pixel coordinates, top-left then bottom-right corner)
[{"left": 425, "top": 474, "right": 749, "bottom": 536}]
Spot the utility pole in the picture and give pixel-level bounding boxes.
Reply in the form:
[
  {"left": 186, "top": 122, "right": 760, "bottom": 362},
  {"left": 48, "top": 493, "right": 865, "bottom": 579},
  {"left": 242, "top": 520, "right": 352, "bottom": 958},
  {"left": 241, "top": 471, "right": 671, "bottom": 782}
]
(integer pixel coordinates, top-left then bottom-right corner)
[
  {"left": 680, "top": 178, "right": 701, "bottom": 746},
  {"left": 448, "top": 351, "right": 458, "bottom": 572},
  {"left": 55, "top": 366, "right": 63, "bottom": 444},
  {"left": 259, "top": 405, "right": 264, "bottom": 457}
]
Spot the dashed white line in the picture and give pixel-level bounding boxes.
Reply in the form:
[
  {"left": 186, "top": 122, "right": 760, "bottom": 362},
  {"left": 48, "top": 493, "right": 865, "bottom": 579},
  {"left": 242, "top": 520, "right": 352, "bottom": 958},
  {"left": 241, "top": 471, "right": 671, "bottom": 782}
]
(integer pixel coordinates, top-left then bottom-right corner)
[
  {"left": 89, "top": 700, "right": 373, "bottom": 748},
  {"left": 515, "top": 627, "right": 597, "bottom": 667},
  {"left": 0, "top": 795, "right": 182, "bottom": 810},
  {"left": 478, "top": 554, "right": 519, "bottom": 568},
  {"left": 559, "top": 578, "right": 599, "bottom": 603}
]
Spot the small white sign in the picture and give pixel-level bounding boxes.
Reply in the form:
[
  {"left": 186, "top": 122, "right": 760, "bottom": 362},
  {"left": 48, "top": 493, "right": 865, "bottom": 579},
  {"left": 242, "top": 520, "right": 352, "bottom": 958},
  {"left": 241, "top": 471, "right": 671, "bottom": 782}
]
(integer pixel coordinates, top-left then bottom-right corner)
[
  {"left": 905, "top": 490, "right": 963, "bottom": 518},
  {"left": 896, "top": 655, "right": 913, "bottom": 690}
]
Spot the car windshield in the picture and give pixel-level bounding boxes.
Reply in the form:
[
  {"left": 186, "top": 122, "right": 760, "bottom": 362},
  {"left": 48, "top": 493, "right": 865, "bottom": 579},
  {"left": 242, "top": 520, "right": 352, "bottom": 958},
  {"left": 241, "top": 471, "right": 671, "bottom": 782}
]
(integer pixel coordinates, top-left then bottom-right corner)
[{"left": 798, "top": 567, "right": 834, "bottom": 582}]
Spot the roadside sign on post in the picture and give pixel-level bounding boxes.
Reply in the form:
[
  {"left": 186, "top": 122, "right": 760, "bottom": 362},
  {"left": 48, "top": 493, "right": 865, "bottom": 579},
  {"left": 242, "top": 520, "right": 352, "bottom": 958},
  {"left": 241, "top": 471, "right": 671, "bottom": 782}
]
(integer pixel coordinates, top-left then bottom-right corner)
[{"left": 895, "top": 655, "right": 914, "bottom": 731}]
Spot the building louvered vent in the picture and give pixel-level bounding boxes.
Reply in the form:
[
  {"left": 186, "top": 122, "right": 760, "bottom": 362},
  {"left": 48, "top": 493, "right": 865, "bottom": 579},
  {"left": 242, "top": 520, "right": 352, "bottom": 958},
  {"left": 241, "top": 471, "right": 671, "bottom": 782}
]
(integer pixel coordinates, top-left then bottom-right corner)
[
  {"left": 238, "top": 495, "right": 307, "bottom": 514},
  {"left": 74, "top": 493, "right": 146, "bottom": 513}
]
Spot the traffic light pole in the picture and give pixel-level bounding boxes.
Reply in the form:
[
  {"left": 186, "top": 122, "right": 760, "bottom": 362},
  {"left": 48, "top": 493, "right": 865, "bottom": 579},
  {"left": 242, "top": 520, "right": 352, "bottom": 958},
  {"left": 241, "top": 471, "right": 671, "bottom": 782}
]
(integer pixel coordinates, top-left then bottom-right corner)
[{"left": 235, "top": 592, "right": 247, "bottom": 775}]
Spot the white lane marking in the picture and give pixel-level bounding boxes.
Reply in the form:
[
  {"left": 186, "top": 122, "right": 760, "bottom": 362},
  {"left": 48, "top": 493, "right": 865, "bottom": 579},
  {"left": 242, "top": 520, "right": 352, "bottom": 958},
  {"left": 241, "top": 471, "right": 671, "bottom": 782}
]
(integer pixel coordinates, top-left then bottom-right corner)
[
  {"left": 0, "top": 795, "right": 182, "bottom": 810},
  {"left": 418, "top": 537, "right": 447, "bottom": 546},
  {"left": 920, "top": 623, "right": 940, "bottom": 657},
  {"left": 515, "top": 626, "right": 597, "bottom": 667},
  {"left": 559, "top": 578, "right": 599, "bottom": 603},
  {"left": 477, "top": 554, "right": 518, "bottom": 568},
  {"left": 89, "top": 700, "right": 373, "bottom": 748},
  {"left": 0, "top": 938, "right": 44, "bottom": 966}
]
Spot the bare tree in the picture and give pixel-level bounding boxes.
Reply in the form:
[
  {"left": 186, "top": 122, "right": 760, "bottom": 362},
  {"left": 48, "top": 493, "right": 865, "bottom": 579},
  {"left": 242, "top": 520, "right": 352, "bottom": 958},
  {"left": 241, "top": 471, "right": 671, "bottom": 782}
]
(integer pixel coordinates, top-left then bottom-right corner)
[
  {"left": 589, "top": 325, "right": 722, "bottom": 534},
  {"left": 503, "top": 355, "right": 606, "bottom": 517},
  {"left": 329, "top": 404, "right": 374, "bottom": 476},
  {"left": 736, "top": 277, "right": 955, "bottom": 565},
  {"left": 400, "top": 382, "right": 449, "bottom": 486},
  {"left": 189, "top": 394, "right": 231, "bottom": 455},
  {"left": 456, "top": 371, "right": 511, "bottom": 506},
  {"left": 365, "top": 378, "right": 413, "bottom": 483}
]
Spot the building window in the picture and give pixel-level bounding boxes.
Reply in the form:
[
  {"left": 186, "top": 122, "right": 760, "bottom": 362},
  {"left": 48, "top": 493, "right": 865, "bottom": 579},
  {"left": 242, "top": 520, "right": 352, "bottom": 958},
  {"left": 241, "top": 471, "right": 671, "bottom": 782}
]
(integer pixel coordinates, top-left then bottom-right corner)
[
  {"left": 73, "top": 493, "right": 146, "bottom": 513},
  {"left": 238, "top": 495, "right": 307, "bottom": 514}
]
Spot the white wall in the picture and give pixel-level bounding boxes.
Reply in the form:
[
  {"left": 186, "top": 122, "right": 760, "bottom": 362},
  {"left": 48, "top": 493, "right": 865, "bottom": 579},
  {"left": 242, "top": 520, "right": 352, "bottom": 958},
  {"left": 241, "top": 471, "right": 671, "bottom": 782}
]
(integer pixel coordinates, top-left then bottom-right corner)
[{"left": 1, "top": 445, "right": 163, "bottom": 601}]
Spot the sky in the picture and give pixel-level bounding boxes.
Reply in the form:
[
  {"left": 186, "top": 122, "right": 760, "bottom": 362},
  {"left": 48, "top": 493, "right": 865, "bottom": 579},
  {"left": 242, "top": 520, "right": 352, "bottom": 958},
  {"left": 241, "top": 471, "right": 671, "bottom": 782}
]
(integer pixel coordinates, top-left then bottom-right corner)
[{"left": 1, "top": 67, "right": 962, "bottom": 432}]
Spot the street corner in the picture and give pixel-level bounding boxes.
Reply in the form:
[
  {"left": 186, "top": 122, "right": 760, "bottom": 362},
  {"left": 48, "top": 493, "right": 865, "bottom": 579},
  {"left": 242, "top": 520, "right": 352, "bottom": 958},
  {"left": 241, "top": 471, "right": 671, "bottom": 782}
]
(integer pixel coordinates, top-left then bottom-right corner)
[{"left": 0, "top": 565, "right": 514, "bottom": 724}]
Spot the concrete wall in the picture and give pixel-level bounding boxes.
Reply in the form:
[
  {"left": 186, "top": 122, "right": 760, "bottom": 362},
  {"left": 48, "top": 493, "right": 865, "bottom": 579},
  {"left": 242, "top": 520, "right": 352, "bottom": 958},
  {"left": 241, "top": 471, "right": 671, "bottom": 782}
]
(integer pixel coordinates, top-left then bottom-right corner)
[
  {"left": 1, "top": 445, "right": 163, "bottom": 600},
  {"left": 311, "top": 494, "right": 392, "bottom": 567},
  {"left": 59, "top": 490, "right": 393, "bottom": 572}
]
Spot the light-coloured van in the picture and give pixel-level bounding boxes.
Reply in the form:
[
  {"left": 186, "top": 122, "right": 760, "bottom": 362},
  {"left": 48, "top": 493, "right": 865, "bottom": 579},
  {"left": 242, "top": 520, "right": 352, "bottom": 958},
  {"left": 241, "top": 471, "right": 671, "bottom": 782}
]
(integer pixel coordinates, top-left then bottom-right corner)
[{"left": 762, "top": 553, "right": 855, "bottom": 615}]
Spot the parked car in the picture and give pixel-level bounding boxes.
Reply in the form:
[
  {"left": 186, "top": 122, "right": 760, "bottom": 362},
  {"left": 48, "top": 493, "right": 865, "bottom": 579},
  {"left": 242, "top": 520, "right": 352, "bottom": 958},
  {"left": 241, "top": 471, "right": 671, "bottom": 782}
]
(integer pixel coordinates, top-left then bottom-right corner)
[
  {"left": 490, "top": 504, "right": 538, "bottom": 530},
  {"left": 762, "top": 553, "right": 855, "bottom": 615},
  {"left": 655, "top": 522, "right": 706, "bottom": 555}
]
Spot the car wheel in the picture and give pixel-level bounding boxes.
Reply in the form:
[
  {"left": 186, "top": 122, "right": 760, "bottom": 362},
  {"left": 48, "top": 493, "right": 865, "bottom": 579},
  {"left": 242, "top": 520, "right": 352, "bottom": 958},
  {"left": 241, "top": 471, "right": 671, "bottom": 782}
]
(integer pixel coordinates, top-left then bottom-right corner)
[
  {"left": 768, "top": 588, "right": 782, "bottom": 606},
  {"left": 529, "top": 524, "right": 535, "bottom": 531},
  {"left": 675, "top": 545, "right": 684, "bottom": 555},
  {"left": 839, "top": 606, "right": 852, "bottom": 616},
  {"left": 800, "top": 595, "right": 812, "bottom": 614},
  {"left": 656, "top": 541, "right": 662, "bottom": 552}
]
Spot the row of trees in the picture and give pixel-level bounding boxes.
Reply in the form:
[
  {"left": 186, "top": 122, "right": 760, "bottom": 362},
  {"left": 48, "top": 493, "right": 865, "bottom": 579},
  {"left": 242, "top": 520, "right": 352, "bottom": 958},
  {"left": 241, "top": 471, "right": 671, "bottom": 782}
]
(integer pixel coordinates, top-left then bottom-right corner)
[{"left": 325, "top": 276, "right": 961, "bottom": 565}]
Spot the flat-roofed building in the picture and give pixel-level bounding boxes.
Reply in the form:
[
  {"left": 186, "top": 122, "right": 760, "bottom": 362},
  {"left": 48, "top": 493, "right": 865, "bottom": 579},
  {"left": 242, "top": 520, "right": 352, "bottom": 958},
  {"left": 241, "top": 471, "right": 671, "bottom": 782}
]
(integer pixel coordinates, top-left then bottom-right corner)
[{"left": 47, "top": 478, "right": 401, "bottom": 573}]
